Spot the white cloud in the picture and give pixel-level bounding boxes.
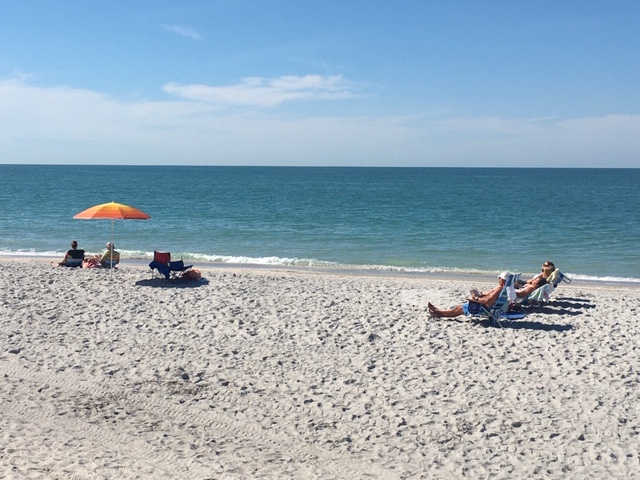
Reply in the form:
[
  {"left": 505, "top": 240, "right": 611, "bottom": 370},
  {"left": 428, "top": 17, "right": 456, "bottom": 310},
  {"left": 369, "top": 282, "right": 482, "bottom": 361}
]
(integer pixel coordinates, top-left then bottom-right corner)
[
  {"left": 163, "top": 75, "right": 355, "bottom": 107},
  {"left": 162, "top": 24, "right": 202, "bottom": 40},
  {"left": 0, "top": 77, "right": 639, "bottom": 167}
]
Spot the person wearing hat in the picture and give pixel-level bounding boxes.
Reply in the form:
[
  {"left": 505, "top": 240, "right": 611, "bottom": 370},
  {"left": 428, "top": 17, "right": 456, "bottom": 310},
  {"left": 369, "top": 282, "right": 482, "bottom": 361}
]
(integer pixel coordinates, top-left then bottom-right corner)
[
  {"left": 99, "top": 242, "right": 120, "bottom": 268},
  {"left": 428, "top": 271, "right": 511, "bottom": 318}
]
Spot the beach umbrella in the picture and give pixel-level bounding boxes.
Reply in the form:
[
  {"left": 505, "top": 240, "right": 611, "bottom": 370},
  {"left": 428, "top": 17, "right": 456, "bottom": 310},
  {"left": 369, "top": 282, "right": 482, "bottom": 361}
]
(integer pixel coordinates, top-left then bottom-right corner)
[{"left": 73, "top": 201, "right": 151, "bottom": 271}]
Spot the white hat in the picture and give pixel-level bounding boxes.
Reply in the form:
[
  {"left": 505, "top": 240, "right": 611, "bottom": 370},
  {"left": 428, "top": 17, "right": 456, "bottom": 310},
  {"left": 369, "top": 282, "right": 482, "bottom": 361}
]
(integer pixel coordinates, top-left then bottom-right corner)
[{"left": 498, "top": 271, "right": 510, "bottom": 280}]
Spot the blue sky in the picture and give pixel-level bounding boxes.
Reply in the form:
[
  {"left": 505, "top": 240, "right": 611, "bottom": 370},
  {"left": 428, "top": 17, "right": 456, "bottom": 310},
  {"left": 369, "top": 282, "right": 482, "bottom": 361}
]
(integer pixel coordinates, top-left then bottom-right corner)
[{"left": 1, "top": 1, "right": 639, "bottom": 167}]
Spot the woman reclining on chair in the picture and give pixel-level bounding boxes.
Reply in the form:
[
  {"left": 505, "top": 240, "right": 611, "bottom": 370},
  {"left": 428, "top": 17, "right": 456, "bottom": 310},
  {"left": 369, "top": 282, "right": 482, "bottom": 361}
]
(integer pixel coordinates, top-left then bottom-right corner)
[
  {"left": 515, "top": 261, "right": 555, "bottom": 298},
  {"left": 428, "top": 271, "right": 510, "bottom": 318}
]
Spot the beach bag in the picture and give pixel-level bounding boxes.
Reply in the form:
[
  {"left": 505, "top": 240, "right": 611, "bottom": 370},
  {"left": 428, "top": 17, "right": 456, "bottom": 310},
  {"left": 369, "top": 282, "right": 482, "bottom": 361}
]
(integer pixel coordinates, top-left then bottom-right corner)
[
  {"left": 186, "top": 268, "right": 201, "bottom": 280},
  {"left": 83, "top": 257, "right": 101, "bottom": 268}
]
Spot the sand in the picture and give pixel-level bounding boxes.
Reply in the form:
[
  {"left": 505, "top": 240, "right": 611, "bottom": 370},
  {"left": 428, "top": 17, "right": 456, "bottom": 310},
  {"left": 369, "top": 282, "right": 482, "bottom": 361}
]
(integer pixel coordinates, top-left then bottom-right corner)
[{"left": 1, "top": 259, "right": 639, "bottom": 479}]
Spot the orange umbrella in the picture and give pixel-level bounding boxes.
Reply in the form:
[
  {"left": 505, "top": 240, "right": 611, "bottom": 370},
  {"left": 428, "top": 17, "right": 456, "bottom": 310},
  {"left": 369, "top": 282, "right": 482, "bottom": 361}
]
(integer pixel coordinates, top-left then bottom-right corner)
[
  {"left": 74, "top": 201, "right": 151, "bottom": 270},
  {"left": 74, "top": 201, "right": 151, "bottom": 221}
]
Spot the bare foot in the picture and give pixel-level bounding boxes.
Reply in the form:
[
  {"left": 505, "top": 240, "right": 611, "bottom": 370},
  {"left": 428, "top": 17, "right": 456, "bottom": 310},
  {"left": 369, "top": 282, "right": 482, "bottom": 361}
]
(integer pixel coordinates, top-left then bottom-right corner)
[{"left": 427, "top": 302, "right": 442, "bottom": 317}]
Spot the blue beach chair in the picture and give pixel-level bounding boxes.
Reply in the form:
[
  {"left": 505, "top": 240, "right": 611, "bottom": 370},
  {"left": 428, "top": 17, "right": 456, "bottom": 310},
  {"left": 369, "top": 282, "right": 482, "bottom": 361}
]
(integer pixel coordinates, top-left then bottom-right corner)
[
  {"left": 467, "top": 273, "right": 526, "bottom": 327},
  {"left": 149, "top": 251, "right": 193, "bottom": 280},
  {"left": 62, "top": 249, "right": 85, "bottom": 268},
  {"left": 168, "top": 259, "right": 193, "bottom": 278}
]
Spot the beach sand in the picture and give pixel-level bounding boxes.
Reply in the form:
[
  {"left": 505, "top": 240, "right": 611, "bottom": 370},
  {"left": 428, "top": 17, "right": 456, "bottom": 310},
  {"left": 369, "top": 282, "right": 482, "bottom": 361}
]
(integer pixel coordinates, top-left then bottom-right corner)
[{"left": 1, "top": 259, "right": 638, "bottom": 479}]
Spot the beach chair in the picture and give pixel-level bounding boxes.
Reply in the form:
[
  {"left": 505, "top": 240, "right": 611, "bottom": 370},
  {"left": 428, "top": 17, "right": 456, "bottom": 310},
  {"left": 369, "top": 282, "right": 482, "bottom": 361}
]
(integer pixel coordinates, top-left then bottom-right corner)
[
  {"left": 62, "top": 249, "right": 85, "bottom": 267},
  {"left": 149, "top": 251, "right": 171, "bottom": 279},
  {"left": 521, "top": 269, "right": 571, "bottom": 306},
  {"left": 100, "top": 249, "right": 120, "bottom": 269},
  {"left": 149, "top": 251, "right": 193, "bottom": 280},
  {"left": 168, "top": 259, "right": 193, "bottom": 279},
  {"left": 101, "top": 258, "right": 119, "bottom": 269},
  {"left": 467, "top": 273, "right": 525, "bottom": 327}
]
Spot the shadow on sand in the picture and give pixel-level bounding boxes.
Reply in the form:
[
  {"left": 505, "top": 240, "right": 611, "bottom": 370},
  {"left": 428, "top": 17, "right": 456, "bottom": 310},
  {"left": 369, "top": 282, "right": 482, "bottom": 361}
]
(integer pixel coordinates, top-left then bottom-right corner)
[
  {"left": 434, "top": 316, "right": 574, "bottom": 332},
  {"left": 135, "top": 278, "right": 210, "bottom": 289},
  {"left": 478, "top": 319, "right": 574, "bottom": 332},
  {"left": 432, "top": 294, "right": 595, "bottom": 332}
]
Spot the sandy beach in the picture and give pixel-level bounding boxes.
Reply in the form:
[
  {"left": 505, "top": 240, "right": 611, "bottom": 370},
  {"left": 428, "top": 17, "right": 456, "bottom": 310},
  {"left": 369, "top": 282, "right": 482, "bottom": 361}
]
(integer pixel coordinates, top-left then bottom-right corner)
[{"left": 1, "top": 259, "right": 638, "bottom": 479}]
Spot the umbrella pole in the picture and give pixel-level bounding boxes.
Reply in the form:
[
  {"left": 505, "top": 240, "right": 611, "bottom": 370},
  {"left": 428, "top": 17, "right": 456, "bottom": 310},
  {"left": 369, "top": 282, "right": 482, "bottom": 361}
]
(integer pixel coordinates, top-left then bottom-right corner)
[{"left": 110, "top": 220, "right": 114, "bottom": 276}]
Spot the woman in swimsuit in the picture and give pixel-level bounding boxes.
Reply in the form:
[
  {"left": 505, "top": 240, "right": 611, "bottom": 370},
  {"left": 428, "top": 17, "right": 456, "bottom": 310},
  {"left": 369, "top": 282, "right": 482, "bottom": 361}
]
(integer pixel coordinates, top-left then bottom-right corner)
[{"left": 515, "top": 261, "right": 555, "bottom": 298}]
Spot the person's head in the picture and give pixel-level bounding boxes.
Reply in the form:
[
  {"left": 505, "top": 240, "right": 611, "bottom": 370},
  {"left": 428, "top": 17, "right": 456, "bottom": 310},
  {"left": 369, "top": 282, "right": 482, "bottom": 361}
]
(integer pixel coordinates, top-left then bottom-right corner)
[
  {"left": 542, "top": 261, "right": 555, "bottom": 275},
  {"left": 106, "top": 242, "right": 114, "bottom": 250},
  {"left": 71, "top": 240, "right": 78, "bottom": 249},
  {"left": 498, "top": 271, "right": 511, "bottom": 284}
]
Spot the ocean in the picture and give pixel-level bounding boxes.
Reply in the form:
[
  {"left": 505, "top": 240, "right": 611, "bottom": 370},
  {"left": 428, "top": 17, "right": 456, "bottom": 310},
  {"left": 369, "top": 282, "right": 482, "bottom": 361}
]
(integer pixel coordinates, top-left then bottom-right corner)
[{"left": 1, "top": 165, "right": 638, "bottom": 282}]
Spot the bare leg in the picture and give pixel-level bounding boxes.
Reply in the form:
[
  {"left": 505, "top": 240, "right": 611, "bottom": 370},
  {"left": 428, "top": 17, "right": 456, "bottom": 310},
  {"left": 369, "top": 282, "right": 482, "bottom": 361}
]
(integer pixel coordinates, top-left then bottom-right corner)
[
  {"left": 428, "top": 302, "right": 464, "bottom": 318},
  {"left": 516, "top": 284, "right": 538, "bottom": 297}
]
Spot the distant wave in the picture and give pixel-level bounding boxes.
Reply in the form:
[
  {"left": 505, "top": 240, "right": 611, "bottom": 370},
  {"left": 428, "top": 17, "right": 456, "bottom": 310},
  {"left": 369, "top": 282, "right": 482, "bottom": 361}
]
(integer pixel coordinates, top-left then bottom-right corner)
[
  {"left": 144, "top": 251, "right": 640, "bottom": 283},
  {"left": 1, "top": 249, "right": 64, "bottom": 258}
]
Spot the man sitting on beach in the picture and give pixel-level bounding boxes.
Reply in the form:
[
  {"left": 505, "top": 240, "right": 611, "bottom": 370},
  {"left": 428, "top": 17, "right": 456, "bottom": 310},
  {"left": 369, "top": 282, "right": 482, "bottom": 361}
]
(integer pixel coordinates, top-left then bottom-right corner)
[
  {"left": 53, "top": 240, "right": 84, "bottom": 267},
  {"left": 428, "top": 271, "right": 510, "bottom": 318}
]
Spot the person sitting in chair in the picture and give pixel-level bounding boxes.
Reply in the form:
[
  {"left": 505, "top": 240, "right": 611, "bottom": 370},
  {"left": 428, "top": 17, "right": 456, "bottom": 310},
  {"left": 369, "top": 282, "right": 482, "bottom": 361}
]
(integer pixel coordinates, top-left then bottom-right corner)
[
  {"left": 53, "top": 240, "right": 84, "bottom": 267},
  {"left": 515, "top": 261, "right": 555, "bottom": 298},
  {"left": 100, "top": 242, "right": 120, "bottom": 268},
  {"left": 428, "top": 271, "right": 510, "bottom": 318}
]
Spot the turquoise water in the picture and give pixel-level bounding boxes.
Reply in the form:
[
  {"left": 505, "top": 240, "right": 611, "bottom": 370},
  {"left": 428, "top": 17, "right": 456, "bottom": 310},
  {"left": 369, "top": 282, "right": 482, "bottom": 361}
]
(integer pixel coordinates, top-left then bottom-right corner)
[{"left": 1, "top": 165, "right": 638, "bottom": 282}]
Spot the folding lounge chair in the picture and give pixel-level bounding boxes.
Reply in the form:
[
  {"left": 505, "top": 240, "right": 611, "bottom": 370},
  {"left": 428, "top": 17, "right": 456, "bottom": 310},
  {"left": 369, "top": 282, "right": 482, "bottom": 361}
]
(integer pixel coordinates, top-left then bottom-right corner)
[
  {"left": 168, "top": 259, "right": 193, "bottom": 279},
  {"left": 467, "top": 273, "right": 526, "bottom": 327},
  {"left": 149, "top": 251, "right": 171, "bottom": 279},
  {"left": 521, "top": 269, "right": 571, "bottom": 305},
  {"left": 149, "top": 251, "right": 193, "bottom": 280},
  {"left": 63, "top": 249, "right": 85, "bottom": 267}
]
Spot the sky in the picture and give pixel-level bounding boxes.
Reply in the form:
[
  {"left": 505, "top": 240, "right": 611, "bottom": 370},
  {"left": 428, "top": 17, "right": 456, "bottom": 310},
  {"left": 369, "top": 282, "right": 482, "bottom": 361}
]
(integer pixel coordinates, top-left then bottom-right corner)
[{"left": 1, "top": 0, "right": 639, "bottom": 167}]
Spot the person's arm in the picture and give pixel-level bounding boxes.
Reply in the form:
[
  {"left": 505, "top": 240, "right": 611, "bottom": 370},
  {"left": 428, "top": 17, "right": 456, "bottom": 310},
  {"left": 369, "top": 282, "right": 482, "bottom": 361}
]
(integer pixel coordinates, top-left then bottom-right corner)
[
  {"left": 517, "top": 275, "right": 548, "bottom": 297},
  {"left": 477, "top": 285, "right": 502, "bottom": 307},
  {"left": 516, "top": 284, "right": 536, "bottom": 297},
  {"left": 58, "top": 250, "right": 71, "bottom": 266},
  {"left": 524, "top": 273, "right": 542, "bottom": 286}
]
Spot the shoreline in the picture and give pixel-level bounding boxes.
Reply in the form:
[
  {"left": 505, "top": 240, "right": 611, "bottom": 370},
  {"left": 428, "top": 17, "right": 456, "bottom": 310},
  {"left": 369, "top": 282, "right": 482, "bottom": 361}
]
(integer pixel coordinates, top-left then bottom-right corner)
[{"left": 3, "top": 254, "right": 640, "bottom": 289}]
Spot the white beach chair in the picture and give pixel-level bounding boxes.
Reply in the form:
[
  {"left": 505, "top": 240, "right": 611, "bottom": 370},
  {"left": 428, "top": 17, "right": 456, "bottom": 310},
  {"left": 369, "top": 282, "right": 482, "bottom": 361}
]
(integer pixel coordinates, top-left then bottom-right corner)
[{"left": 522, "top": 269, "right": 571, "bottom": 305}]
